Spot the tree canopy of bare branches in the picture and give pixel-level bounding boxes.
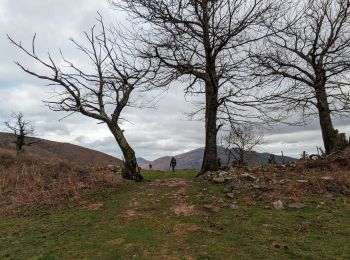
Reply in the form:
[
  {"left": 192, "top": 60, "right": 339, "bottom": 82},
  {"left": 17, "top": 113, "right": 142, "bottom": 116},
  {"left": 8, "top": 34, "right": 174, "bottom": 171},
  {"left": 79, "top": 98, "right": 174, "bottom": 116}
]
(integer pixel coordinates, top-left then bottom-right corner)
[
  {"left": 250, "top": 0, "right": 350, "bottom": 154},
  {"left": 113, "top": 0, "right": 282, "bottom": 173},
  {"left": 4, "top": 112, "right": 34, "bottom": 155},
  {"left": 8, "top": 14, "right": 156, "bottom": 180}
]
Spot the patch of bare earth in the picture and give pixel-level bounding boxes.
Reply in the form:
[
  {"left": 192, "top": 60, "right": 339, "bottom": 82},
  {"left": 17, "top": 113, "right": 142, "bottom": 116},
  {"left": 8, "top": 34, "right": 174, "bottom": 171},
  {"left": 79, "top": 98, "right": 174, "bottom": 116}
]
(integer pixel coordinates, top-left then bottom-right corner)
[
  {"left": 150, "top": 178, "right": 189, "bottom": 187},
  {"left": 121, "top": 209, "right": 150, "bottom": 218},
  {"left": 80, "top": 202, "right": 105, "bottom": 211},
  {"left": 173, "top": 223, "right": 200, "bottom": 236}
]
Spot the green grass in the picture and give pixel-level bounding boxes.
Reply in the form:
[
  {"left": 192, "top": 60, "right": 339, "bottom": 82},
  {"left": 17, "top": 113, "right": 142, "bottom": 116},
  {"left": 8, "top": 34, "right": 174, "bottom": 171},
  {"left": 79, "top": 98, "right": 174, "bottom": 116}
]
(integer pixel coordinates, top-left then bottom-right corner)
[{"left": 0, "top": 169, "right": 350, "bottom": 259}]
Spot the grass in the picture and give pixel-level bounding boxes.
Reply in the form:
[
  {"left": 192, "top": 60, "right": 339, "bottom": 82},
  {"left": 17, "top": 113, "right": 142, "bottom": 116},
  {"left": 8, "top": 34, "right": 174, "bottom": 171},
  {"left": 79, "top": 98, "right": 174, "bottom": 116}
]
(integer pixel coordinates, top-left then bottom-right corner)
[{"left": 0, "top": 169, "right": 350, "bottom": 259}]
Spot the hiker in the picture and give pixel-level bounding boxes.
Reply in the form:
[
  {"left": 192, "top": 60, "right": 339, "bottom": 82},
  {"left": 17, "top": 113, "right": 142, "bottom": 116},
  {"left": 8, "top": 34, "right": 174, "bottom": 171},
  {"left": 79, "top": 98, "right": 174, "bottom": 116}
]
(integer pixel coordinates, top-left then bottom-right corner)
[
  {"left": 149, "top": 163, "right": 152, "bottom": 170},
  {"left": 170, "top": 157, "right": 177, "bottom": 172},
  {"left": 217, "top": 158, "right": 222, "bottom": 170},
  {"left": 268, "top": 154, "right": 276, "bottom": 165}
]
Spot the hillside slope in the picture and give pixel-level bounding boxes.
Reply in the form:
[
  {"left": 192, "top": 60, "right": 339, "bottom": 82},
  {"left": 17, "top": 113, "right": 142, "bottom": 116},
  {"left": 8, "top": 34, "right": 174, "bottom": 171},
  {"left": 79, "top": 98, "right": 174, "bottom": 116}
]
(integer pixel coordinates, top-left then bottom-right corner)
[{"left": 0, "top": 132, "right": 122, "bottom": 167}]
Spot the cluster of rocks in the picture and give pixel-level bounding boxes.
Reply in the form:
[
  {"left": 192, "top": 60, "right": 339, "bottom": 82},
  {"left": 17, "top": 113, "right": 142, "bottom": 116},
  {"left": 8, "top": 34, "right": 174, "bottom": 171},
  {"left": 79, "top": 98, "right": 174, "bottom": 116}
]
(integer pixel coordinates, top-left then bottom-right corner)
[
  {"left": 201, "top": 169, "right": 263, "bottom": 191},
  {"left": 201, "top": 166, "right": 337, "bottom": 210}
]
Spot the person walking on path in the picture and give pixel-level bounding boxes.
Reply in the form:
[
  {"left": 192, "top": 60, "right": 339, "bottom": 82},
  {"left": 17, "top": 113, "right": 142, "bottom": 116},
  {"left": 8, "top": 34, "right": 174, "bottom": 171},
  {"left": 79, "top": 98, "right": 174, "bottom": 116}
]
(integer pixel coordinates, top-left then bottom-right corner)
[{"left": 170, "top": 157, "right": 177, "bottom": 172}]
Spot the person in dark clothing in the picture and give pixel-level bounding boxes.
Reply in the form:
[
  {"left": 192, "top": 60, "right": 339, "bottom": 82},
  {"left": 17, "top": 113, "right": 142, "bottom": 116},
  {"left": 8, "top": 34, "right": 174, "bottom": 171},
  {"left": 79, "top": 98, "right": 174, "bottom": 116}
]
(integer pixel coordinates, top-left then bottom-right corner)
[
  {"left": 217, "top": 158, "right": 222, "bottom": 170},
  {"left": 268, "top": 154, "right": 276, "bottom": 165},
  {"left": 170, "top": 157, "right": 177, "bottom": 172},
  {"left": 149, "top": 163, "right": 152, "bottom": 170}
]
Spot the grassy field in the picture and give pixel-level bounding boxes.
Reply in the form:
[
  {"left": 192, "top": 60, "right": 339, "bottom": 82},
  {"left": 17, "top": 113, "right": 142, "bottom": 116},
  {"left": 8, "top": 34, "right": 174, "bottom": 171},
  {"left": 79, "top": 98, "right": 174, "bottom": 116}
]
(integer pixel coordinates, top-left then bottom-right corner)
[{"left": 1, "top": 170, "right": 350, "bottom": 259}]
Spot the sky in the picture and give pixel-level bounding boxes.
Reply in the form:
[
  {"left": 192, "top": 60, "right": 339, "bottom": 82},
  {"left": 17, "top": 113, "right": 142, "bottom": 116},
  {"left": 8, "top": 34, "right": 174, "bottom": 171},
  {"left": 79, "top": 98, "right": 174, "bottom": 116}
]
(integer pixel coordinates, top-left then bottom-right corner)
[{"left": 1, "top": 0, "right": 350, "bottom": 161}]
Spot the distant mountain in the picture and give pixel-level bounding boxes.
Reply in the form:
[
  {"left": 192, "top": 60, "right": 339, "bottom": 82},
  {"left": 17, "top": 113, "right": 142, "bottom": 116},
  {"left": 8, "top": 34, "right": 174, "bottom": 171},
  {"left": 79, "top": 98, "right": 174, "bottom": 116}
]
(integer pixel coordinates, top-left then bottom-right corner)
[
  {"left": 137, "top": 157, "right": 150, "bottom": 166},
  {"left": 0, "top": 132, "right": 122, "bottom": 167},
  {"left": 140, "top": 147, "right": 297, "bottom": 170}
]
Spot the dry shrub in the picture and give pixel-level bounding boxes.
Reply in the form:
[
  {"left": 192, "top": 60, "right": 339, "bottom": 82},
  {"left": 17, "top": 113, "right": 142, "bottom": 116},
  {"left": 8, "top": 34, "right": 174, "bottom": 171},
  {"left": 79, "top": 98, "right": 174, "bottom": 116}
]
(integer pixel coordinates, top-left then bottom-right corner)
[
  {"left": 256, "top": 168, "right": 350, "bottom": 201},
  {"left": 0, "top": 150, "right": 122, "bottom": 216}
]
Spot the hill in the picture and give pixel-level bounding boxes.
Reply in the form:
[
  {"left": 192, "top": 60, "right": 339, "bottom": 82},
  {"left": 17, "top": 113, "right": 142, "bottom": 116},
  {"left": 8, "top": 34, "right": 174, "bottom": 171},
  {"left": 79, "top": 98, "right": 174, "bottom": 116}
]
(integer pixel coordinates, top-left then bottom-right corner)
[
  {"left": 0, "top": 132, "right": 122, "bottom": 167},
  {"left": 140, "top": 147, "right": 296, "bottom": 170},
  {"left": 137, "top": 157, "right": 150, "bottom": 166}
]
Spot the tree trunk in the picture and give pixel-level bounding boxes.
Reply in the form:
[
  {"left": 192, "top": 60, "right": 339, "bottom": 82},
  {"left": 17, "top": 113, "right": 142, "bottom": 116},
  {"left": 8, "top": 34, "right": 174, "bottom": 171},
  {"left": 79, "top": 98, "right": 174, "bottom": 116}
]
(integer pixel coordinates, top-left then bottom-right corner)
[
  {"left": 107, "top": 124, "right": 143, "bottom": 181},
  {"left": 200, "top": 80, "right": 219, "bottom": 174},
  {"left": 315, "top": 85, "right": 338, "bottom": 154}
]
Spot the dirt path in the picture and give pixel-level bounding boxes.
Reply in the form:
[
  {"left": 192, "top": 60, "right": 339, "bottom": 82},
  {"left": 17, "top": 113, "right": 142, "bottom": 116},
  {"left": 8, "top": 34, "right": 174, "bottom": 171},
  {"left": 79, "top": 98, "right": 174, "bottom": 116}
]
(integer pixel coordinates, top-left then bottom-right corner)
[{"left": 121, "top": 178, "right": 202, "bottom": 218}]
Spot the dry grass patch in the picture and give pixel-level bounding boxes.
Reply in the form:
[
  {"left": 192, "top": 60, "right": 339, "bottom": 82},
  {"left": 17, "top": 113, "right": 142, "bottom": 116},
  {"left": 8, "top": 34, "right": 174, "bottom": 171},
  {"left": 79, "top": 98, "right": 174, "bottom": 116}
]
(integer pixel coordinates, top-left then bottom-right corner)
[{"left": 0, "top": 149, "right": 121, "bottom": 215}]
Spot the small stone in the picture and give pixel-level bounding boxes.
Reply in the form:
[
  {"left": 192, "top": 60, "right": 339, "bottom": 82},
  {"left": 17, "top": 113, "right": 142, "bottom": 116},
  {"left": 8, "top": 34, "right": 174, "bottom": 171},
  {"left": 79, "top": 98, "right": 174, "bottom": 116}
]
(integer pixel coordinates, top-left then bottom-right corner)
[
  {"left": 229, "top": 204, "right": 239, "bottom": 210},
  {"left": 272, "top": 200, "right": 284, "bottom": 210},
  {"left": 241, "top": 173, "right": 256, "bottom": 181},
  {"left": 213, "top": 177, "right": 225, "bottom": 183},
  {"left": 226, "top": 193, "right": 235, "bottom": 199},
  {"left": 288, "top": 202, "right": 305, "bottom": 209},
  {"left": 296, "top": 180, "right": 309, "bottom": 183},
  {"left": 321, "top": 176, "right": 334, "bottom": 181}
]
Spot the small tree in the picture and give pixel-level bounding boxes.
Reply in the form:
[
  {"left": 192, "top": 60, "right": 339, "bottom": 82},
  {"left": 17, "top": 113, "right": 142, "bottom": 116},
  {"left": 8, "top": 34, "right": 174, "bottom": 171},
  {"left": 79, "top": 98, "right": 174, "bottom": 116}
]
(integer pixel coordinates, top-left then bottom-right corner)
[
  {"left": 222, "top": 124, "right": 263, "bottom": 166},
  {"left": 8, "top": 15, "right": 155, "bottom": 181},
  {"left": 4, "top": 112, "right": 34, "bottom": 155}
]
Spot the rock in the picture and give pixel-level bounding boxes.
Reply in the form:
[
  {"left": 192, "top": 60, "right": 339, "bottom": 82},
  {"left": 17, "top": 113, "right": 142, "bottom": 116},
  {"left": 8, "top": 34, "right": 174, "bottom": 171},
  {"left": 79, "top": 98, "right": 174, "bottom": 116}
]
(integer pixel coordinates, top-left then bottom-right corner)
[
  {"left": 218, "top": 170, "right": 229, "bottom": 177},
  {"left": 229, "top": 204, "right": 239, "bottom": 210},
  {"left": 203, "top": 204, "right": 221, "bottom": 213},
  {"left": 226, "top": 193, "right": 235, "bottom": 199},
  {"left": 241, "top": 173, "right": 256, "bottom": 181},
  {"left": 252, "top": 184, "right": 264, "bottom": 190},
  {"left": 213, "top": 177, "right": 225, "bottom": 184},
  {"left": 106, "top": 165, "right": 121, "bottom": 173},
  {"left": 321, "top": 176, "right": 334, "bottom": 181},
  {"left": 229, "top": 182, "right": 242, "bottom": 190},
  {"left": 272, "top": 200, "right": 284, "bottom": 210},
  {"left": 288, "top": 202, "right": 305, "bottom": 209},
  {"left": 296, "top": 180, "right": 309, "bottom": 184}
]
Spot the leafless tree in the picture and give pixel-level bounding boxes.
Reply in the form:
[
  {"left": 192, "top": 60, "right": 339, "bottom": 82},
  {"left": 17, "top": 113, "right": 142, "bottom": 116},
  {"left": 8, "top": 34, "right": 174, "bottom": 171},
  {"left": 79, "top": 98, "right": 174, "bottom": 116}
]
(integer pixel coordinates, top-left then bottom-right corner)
[
  {"left": 112, "top": 0, "right": 283, "bottom": 174},
  {"left": 8, "top": 14, "right": 156, "bottom": 181},
  {"left": 250, "top": 0, "right": 350, "bottom": 154},
  {"left": 4, "top": 112, "right": 34, "bottom": 155},
  {"left": 221, "top": 124, "right": 263, "bottom": 166}
]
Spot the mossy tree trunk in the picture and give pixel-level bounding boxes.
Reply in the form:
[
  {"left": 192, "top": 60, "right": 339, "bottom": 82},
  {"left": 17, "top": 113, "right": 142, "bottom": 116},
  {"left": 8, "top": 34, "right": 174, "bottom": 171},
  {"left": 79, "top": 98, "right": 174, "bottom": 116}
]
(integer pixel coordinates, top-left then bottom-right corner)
[
  {"left": 108, "top": 124, "right": 143, "bottom": 181},
  {"left": 315, "top": 84, "right": 338, "bottom": 154},
  {"left": 201, "top": 79, "right": 219, "bottom": 174}
]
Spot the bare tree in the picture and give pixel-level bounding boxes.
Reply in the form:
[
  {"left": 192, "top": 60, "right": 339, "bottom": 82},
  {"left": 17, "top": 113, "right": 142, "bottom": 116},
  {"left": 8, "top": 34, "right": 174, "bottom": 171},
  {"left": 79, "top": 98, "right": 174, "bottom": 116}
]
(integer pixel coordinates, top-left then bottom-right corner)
[
  {"left": 4, "top": 112, "right": 34, "bottom": 155},
  {"left": 250, "top": 0, "right": 350, "bottom": 154},
  {"left": 221, "top": 124, "right": 263, "bottom": 166},
  {"left": 8, "top": 15, "right": 155, "bottom": 181},
  {"left": 112, "top": 0, "right": 282, "bottom": 174}
]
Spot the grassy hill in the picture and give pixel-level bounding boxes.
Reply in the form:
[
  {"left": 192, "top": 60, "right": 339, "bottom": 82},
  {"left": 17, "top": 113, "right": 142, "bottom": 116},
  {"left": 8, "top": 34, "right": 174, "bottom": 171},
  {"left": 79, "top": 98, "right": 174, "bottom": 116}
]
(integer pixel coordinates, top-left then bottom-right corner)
[{"left": 0, "top": 132, "right": 122, "bottom": 167}]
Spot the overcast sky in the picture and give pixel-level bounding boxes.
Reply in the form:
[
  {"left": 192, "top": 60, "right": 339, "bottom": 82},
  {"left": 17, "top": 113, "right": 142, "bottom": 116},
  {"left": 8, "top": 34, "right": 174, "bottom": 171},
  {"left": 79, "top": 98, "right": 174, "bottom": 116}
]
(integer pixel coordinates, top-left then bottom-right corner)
[{"left": 1, "top": 0, "right": 350, "bottom": 161}]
